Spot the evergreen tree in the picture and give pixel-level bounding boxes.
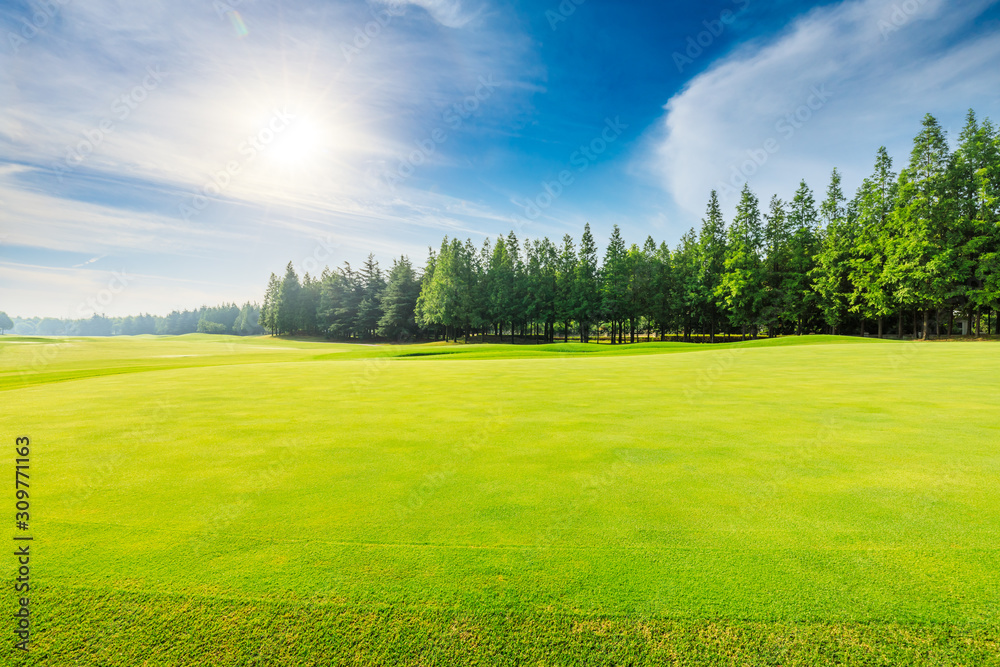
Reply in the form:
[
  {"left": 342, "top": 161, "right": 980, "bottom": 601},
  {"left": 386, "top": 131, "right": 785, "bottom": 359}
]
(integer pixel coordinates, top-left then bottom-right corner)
[
  {"left": 954, "top": 111, "right": 1000, "bottom": 332},
  {"left": 0, "top": 311, "right": 12, "bottom": 334},
  {"left": 850, "top": 148, "right": 898, "bottom": 337},
  {"left": 378, "top": 256, "right": 420, "bottom": 340},
  {"left": 487, "top": 236, "right": 515, "bottom": 341},
  {"left": 812, "top": 169, "right": 855, "bottom": 333},
  {"left": 762, "top": 195, "right": 792, "bottom": 336},
  {"left": 785, "top": 181, "right": 820, "bottom": 334},
  {"left": 648, "top": 241, "right": 676, "bottom": 339},
  {"left": 698, "top": 191, "right": 728, "bottom": 342},
  {"left": 601, "top": 225, "right": 629, "bottom": 343},
  {"left": 356, "top": 254, "right": 386, "bottom": 339},
  {"left": 673, "top": 229, "right": 701, "bottom": 341},
  {"left": 886, "top": 114, "right": 956, "bottom": 338},
  {"left": 556, "top": 234, "right": 577, "bottom": 342},
  {"left": 719, "top": 184, "right": 764, "bottom": 338},
  {"left": 259, "top": 273, "right": 280, "bottom": 335},
  {"left": 574, "top": 224, "right": 600, "bottom": 342},
  {"left": 300, "top": 273, "right": 320, "bottom": 335},
  {"left": 276, "top": 262, "right": 302, "bottom": 335}
]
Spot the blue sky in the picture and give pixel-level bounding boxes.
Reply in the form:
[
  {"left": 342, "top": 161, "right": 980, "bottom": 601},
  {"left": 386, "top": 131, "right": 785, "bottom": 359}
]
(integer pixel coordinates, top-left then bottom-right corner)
[{"left": 1, "top": 0, "right": 999, "bottom": 317}]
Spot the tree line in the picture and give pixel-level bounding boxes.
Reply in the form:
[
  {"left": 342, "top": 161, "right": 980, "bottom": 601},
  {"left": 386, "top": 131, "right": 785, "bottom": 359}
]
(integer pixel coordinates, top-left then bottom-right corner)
[
  {"left": 6, "top": 303, "right": 265, "bottom": 337},
  {"left": 261, "top": 111, "right": 1000, "bottom": 343}
]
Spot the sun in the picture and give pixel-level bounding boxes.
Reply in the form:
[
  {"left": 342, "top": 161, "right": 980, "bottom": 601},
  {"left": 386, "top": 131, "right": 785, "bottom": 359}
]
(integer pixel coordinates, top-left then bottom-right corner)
[{"left": 266, "top": 115, "right": 329, "bottom": 169}]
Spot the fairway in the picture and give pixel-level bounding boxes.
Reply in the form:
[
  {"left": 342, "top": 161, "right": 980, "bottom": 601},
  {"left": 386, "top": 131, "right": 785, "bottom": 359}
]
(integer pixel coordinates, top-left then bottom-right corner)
[{"left": 3, "top": 335, "right": 1000, "bottom": 665}]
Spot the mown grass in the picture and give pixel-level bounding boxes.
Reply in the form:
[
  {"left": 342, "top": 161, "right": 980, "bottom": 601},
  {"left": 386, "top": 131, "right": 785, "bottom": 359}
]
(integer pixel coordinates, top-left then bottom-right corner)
[{"left": 2, "top": 334, "right": 998, "bottom": 665}]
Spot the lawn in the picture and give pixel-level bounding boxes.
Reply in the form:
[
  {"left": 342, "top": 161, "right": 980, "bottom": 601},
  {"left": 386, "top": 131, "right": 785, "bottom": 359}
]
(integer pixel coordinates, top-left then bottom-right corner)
[{"left": 2, "top": 334, "right": 998, "bottom": 665}]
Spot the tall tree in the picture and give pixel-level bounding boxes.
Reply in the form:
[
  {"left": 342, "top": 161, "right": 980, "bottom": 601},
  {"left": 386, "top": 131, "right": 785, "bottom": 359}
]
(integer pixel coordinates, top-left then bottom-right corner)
[
  {"left": 556, "top": 234, "right": 577, "bottom": 342},
  {"left": 850, "top": 148, "right": 898, "bottom": 337},
  {"left": 698, "top": 191, "right": 727, "bottom": 342},
  {"left": 761, "top": 195, "right": 792, "bottom": 336},
  {"left": 487, "top": 236, "right": 515, "bottom": 342},
  {"left": 378, "top": 256, "right": 420, "bottom": 340},
  {"left": 785, "top": 181, "right": 820, "bottom": 334},
  {"left": 886, "top": 114, "right": 956, "bottom": 338},
  {"left": 673, "top": 229, "right": 702, "bottom": 341},
  {"left": 356, "top": 254, "right": 386, "bottom": 339},
  {"left": 601, "top": 225, "right": 629, "bottom": 343},
  {"left": 812, "top": 169, "right": 855, "bottom": 333},
  {"left": 574, "top": 224, "right": 600, "bottom": 342},
  {"left": 276, "top": 262, "right": 302, "bottom": 335},
  {"left": 259, "top": 273, "right": 280, "bottom": 335},
  {"left": 719, "top": 184, "right": 764, "bottom": 338}
]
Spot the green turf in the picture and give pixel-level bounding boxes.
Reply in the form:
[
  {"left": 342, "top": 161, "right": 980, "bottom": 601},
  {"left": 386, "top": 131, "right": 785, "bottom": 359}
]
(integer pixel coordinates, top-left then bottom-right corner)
[{"left": 2, "top": 334, "right": 998, "bottom": 665}]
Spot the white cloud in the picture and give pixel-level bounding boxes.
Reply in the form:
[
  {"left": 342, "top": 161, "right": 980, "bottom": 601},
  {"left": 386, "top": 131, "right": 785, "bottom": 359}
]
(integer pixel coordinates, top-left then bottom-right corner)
[
  {"left": 373, "top": 0, "right": 479, "bottom": 28},
  {"left": 653, "top": 0, "right": 1000, "bottom": 217},
  {"left": 0, "top": 0, "right": 538, "bottom": 314}
]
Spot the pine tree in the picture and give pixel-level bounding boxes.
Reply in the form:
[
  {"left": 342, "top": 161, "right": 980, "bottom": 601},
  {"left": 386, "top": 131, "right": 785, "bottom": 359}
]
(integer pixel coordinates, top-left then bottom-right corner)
[
  {"left": 601, "top": 225, "right": 629, "bottom": 344},
  {"left": 259, "top": 273, "right": 280, "bottom": 335},
  {"left": 812, "top": 169, "right": 855, "bottom": 334},
  {"left": 762, "top": 195, "right": 791, "bottom": 336},
  {"left": 698, "top": 191, "right": 727, "bottom": 342},
  {"left": 276, "top": 263, "right": 302, "bottom": 335},
  {"left": 378, "top": 256, "right": 420, "bottom": 341},
  {"left": 574, "top": 224, "right": 600, "bottom": 342},
  {"left": 487, "top": 236, "right": 515, "bottom": 342},
  {"left": 886, "top": 114, "right": 956, "bottom": 338},
  {"left": 785, "top": 181, "right": 820, "bottom": 334},
  {"left": 719, "top": 185, "right": 764, "bottom": 339},
  {"left": 850, "top": 148, "right": 898, "bottom": 337},
  {"left": 648, "top": 241, "right": 676, "bottom": 339},
  {"left": 673, "top": 229, "right": 701, "bottom": 341},
  {"left": 953, "top": 111, "right": 1000, "bottom": 333},
  {"left": 556, "top": 234, "right": 577, "bottom": 342},
  {"left": 356, "top": 254, "right": 386, "bottom": 339}
]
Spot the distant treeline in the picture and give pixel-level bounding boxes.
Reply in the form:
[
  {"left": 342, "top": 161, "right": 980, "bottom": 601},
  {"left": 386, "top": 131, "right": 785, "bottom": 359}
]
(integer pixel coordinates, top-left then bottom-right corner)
[
  {"left": 261, "top": 111, "right": 1000, "bottom": 342},
  {"left": 6, "top": 303, "right": 264, "bottom": 337}
]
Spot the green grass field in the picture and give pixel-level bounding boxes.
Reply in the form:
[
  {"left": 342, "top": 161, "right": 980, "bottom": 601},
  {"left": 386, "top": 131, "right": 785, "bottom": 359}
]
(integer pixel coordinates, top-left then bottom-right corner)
[{"left": 2, "top": 334, "right": 999, "bottom": 665}]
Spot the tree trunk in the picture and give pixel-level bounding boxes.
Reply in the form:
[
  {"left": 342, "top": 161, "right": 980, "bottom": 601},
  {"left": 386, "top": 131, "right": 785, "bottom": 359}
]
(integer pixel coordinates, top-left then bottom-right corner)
[
  {"left": 949, "top": 310, "right": 954, "bottom": 338},
  {"left": 922, "top": 309, "right": 929, "bottom": 340},
  {"left": 877, "top": 316, "right": 883, "bottom": 339},
  {"left": 860, "top": 318, "right": 865, "bottom": 338},
  {"left": 913, "top": 310, "right": 918, "bottom": 339},
  {"left": 898, "top": 310, "right": 904, "bottom": 339}
]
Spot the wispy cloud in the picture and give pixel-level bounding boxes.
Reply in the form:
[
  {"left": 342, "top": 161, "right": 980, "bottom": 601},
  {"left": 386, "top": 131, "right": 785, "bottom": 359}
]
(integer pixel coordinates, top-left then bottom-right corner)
[
  {"left": 0, "top": 0, "right": 538, "bottom": 314},
  {"left": 373, "top": 0, "right": 481, "bottom": 29},
  {"left": 652, "top": 0, "right": 1000, "bottom": 216},
  {"left": 71, "top": 254, "right": 108, "bottom": 268}
]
